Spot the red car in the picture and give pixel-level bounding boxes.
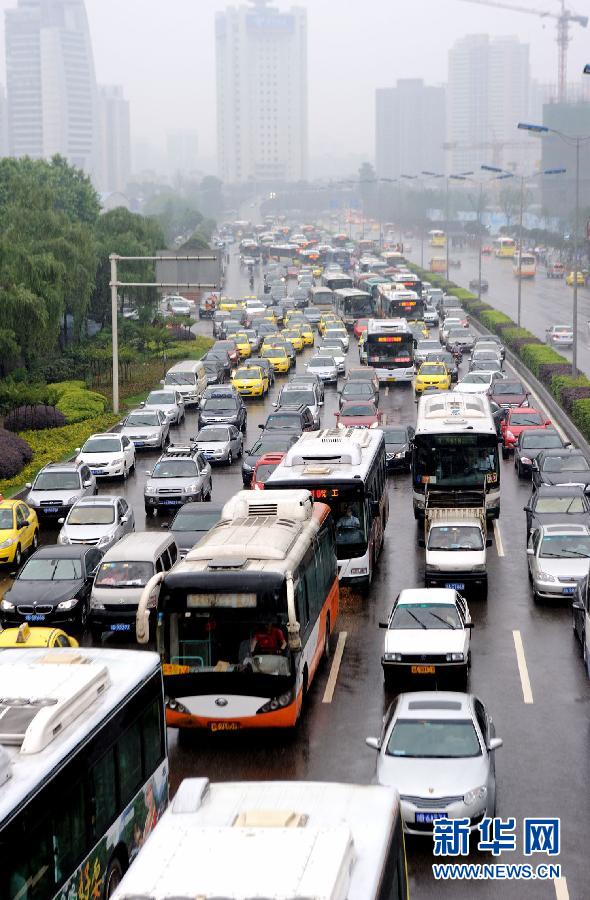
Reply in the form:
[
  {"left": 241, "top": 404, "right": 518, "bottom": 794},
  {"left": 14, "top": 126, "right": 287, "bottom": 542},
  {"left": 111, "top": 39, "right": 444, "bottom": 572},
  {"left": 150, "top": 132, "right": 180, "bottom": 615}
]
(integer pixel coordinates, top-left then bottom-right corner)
[
  {"left": 481, "top": 245, "right": 493, "bottom": 255},
  {"left": 353, "top": 318, "right": 369, "bottom": 339},
  {"left": 335, "top": 400, "right": 381, "bottom": 429},
  {"left": 251, "top": 452, "right": 285, "bottom": 489},
  {"left": 501, "top": 407, "right": 551, "bottom": 458}
]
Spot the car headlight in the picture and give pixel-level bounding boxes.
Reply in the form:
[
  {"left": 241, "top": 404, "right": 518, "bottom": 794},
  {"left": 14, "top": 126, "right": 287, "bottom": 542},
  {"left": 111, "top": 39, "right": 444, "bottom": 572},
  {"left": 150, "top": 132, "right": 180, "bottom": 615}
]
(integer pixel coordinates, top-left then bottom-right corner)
[
  {"left": 521, "top": 399, "right": 529, "bottom": 407},
  {"left": 471, "top": 564, "right": 487, "bottom": 573},
  {"left": 184, "top": 483, "right": 200, "bottom": 493},
  {"left": 446, "top": 652, "right": 465, "bottom": 662},
  {"left": 112, "top": 458, "right": 124, "bottom": 465},
  {"left": 97, "top": 533, "right": 114, "bottom": 547},
  {"left": 91, "top": 601, "right": 105, "bottom": 610},
  {"left": 394, "top": 450, "right": 406, "bottom": 458},
  {"left": 57, "top": 597, "right": 79, "bottom": 610},
  {"left": 1, "top": 598, "right": 15, "bottom": 610},
  {"left": 520, "top": 456, "right": 532, "bottom": 465},
  {"left": 464, "top": 785, "right": 487, "bottom": 806},
  {"left": 58, "top": 533, "right": 70, "bottom": 545},
  {"left": 67, "top": 496, "right": 80, "bottom": 505},
  {"left": 537, "top": 571, "right": 556, "bottom": 582},
  {"left": 145, "top": 486, "right": 156, "bottom": 496},
  {"left": 148, "top": 432, "right": 159, "bottom": 441},
  {"left": 0, "top": 538, "right": 16, "bottom": 550},
  {"left": 383, "top": 652, "right": 402, "bottom": 662}
]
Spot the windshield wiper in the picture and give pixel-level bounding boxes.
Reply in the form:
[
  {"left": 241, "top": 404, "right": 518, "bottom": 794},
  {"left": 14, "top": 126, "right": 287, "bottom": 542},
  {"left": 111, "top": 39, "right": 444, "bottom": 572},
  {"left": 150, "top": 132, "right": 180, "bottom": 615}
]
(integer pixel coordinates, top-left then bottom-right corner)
[
  {"left": 428, "top": 612, "right": 457, "bottom": 629},
  {"left": 564, "top": 550, "right": 590, "bottom": 558},
  {"left": 405, "top": 610, "right": 428, "bottom": 629}
]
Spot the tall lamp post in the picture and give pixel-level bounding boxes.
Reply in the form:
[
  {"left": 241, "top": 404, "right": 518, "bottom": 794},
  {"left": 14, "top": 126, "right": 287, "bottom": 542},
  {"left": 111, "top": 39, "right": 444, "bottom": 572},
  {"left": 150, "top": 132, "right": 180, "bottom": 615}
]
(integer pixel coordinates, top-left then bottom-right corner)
[
  {"left": 482, "top": 163, "right": 566, "bottom": 327},
  {"left": 518, "top": 120, "right": 588, "bottom": 374},
  {"left": 422, "top": 170, "right": 474, "bottom": 279}
]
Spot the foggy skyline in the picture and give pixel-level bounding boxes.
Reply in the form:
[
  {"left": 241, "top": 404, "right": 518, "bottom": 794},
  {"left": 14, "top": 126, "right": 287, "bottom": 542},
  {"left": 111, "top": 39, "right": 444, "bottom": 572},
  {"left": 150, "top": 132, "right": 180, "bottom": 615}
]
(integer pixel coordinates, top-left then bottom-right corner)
[{"left": 0, "top": 0, "right": 588, "bottom": 172}]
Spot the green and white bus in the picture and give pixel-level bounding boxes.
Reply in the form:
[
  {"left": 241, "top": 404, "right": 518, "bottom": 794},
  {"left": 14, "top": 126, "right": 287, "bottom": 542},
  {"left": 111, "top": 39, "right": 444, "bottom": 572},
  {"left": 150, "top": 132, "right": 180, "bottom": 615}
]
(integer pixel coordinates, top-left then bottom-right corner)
[{"left": 0, "top": 647, "right": 167, "bottom": 900}]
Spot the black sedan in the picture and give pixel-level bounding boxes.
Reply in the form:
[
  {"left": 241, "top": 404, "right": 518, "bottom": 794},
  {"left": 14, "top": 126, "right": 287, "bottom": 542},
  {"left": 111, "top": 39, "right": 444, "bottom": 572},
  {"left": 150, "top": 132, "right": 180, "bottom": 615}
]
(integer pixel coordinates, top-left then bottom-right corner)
[
  {"left": 167, "top": 501, "right": 224, "bottom": 557},
  {"left": 532, "top": 448, "right": 590, "bottom": 489},
  {"left": 469, "top": 278, "right": 489, "bottom": 292},
  {"left": 524, "top": 484, "right": 590, "bottom": 539},
  {"left": 514, "top": 429, "right": 567, "bottom": 478},
  {"left": 424, "top": 350, "right": 459, "bottom": 382},
  {"left": 0, "top": 545, "right": 103, "bottom": 631},
  {"left": 383, "top": 425, "right": 415, "bottom": 471},
  {"left": 242, "top": 432, "right": 299, "bottom": 485},
  {"left": 198, "top": 394, "right": 247, "bottom": 433}
]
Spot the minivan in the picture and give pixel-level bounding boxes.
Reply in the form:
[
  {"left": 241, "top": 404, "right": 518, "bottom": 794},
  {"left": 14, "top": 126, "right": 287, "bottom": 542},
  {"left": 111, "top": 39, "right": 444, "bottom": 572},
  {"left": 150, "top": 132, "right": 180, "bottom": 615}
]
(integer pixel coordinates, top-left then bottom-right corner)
[
  {"left": 162, "top": 360, "right": 207, "bottom": 407},
  {"left": 89, "top": 531, "right": 179, "bottom": 640}
]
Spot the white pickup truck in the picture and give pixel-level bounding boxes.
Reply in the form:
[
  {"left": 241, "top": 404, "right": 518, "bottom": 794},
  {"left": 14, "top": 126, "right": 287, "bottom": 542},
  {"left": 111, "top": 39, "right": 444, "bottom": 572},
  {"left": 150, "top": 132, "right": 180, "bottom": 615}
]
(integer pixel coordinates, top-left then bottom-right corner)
[{"left": 420, "top": 489, "right": 491, "bottom": 597}]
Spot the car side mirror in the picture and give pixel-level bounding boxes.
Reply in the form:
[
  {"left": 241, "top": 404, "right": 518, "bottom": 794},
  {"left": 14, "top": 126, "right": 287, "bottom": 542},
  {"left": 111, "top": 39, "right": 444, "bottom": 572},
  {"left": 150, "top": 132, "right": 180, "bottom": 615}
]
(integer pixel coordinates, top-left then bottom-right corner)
[
  {"left": 258, "top": 423, "right": 264, "bottom": 429},
  {"left": 365, "top": 736, "right": 381, "bottom": 751},
  {"left": 523, "top": 505, "right": 531, "bottom": 512},
  {"left": 119, "top": 421, "right": 125, "bottom": 426},
  {"left": 21, "top": 520, "right": 30, "bottom": 529},
  {"left": 465, "top": 622, "right": 474, "bottom": 629},
  {"left": 75, "top": 447, "right": 81, "bottom": 453},
  {"left": 486, "top": 537, "right": 493, "bottom": 547},
  {"left": 378, "top": 621, "right": 388, "bottom": 629},
  {"left": 121, "top": 515, "right": 128, "bottom": 523},
  {"left": 145, "top": 470, "right": 152, "bottom": 476},
  {"left": 526, "top": 547, "right": 534, "bottom": 555},
  {"left": 58, "top": 517, "right": 65, "bottom": 525},
  {"left": 418, "top": 537, "right": 426, "bottom": 548},
  {"left": 25, "top": 482, "right": 32, "bottom": 489},
  {"left": 572, "top": 600, "right": 584, "bottom": 611},
  {"left": 83, "top": 480, "right": 93, "bottom": 488},
  {"left": 160, "top": 379, "right": 165, "bottom": 385},
  {"left": 564, "top": 441, "right": 572, "bottom": 448},
  {"left": 487, "top": 737, "right": 503, "bottom": 751},
  {"left": 545, "top": 420, "right": 551, "bottom": 426},
  {"left": 532, "top": 461, "right": 539, "bottom": 469}
]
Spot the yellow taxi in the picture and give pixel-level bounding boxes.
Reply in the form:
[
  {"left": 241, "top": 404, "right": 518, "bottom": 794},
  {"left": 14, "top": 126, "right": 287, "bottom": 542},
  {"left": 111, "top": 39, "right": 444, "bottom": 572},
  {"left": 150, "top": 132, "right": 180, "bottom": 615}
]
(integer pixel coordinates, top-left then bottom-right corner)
[
  {"left": 312, "top": 265, "right": 323, "bottom": 278},
  {"left": 282, "top": 328, "right": 304, "bottom": 352},
  {"left": 319, "top": 313, "right": 340, "bottom": 335},
  {"left": 566, "top": 270, "right": 585, "bottom": 286},
  {"left": 231, "top": 365, "right": 269, "bottom": 397},
  {"left": 415, "top": 362, "right": 452, "bottom": 395},
  {"left": 0, "top": 499, "right": 39, "bottom": 566},
  {"left": 261, "top": 345, "right": 290, "bottom": 373},
  {"left": 298, "top": 323, "right": 314, "bottom": 346},
  {"left": 261, "top": 309, "right": 278, "bottom": 326},
  {"left": 0, "top": 622, "right": 79, "bottom": 649},
  {"left": 233, "top": 332, "right": 252, "bottom": 358},
  {"left": 219, "top": 297, "right": 245, "bottom": 312},
  {"left": 409, "top": 319, "right": 430, "bottom": 339}
]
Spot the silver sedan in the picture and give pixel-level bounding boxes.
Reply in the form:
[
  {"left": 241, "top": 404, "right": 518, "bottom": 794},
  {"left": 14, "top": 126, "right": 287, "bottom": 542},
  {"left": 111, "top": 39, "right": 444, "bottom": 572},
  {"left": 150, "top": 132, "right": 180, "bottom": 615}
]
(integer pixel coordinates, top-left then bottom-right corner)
[
  {"left": 366, "top": 691, "right": 502, "bottom": 835},
  {"left": 143, "top": 389, "right": 185, "bottom": 425},
  {"left": 119, "top": 409, "right": 170, "bottom": 450},
  {"left": 193, "top": 425, "right": 244, "bottom": 465}
]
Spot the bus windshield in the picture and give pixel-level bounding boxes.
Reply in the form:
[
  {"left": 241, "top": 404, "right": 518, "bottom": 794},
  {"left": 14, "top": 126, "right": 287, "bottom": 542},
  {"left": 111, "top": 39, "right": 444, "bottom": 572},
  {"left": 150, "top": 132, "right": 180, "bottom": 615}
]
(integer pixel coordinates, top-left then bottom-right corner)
[
  {"left": 414, "top": 433, "right": 498, "bottom": 489},
  {"left": 365, "top": 333, "right": 414, "bottom": 368}
]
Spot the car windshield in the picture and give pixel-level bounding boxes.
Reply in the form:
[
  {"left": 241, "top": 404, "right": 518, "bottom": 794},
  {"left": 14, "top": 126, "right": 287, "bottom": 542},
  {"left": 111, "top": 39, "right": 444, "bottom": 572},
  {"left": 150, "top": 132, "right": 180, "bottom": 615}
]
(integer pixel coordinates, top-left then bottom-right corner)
[
  {"left": 250, "top": 436, "right": 295, "bottom": 455},
  {"left": 265, "top": 414, "right": 300, "bottom": 428},
  {"left": 33, "top": 472, "right": 80, "bottom": 490},
  {"left": 126, "top": 413, "right": 160, "bottom": 426},
  {"left": 428, "top": 525, "right": 484, "bottom": 551},
  {"left": 341, "top": 403, "right": 375, "bottom": 416},
  {"left": 494, "top": 382, "right": 524, "bottom": 394},
  {"left": 449, "top": 329, "right": 469, "bottom": 339},
  {"left": 426, "top": 352, "right": 453, "bottom": 365},
  {"left": 542, "top": 454, "right": 589, "bottom": 472},
  {"left": 255, "top": 462, "right": 280, "bottom": 483},
  {"left": 386, "top": 719, "right": 481, "bottom": 758},
  {"left": 152, "top": 460, "right": 197, "bottom": 478},
  {"left": 539, "top": 534, "right": 590, "bottom": 558},
  {"left": 197, "top": 428, "right": 229, "bottom": 442},
  {"left": 384, "top": 429, "right": 407, "bottom": 444},
  {"left": 0, "top": 509, "right": 13, "bottom": 529},
  {"left": 420, "top": 364, "right": 446, "bottom": 375},
  {"left": 147, "top": 392, "right": 175, "bottom": 405},
  {"left": 510, "top": 413, "right": 544, "bottom": 426},
  {"left": 262, "top": 349, "right": 286, "bottom": 359},
  {"left": 391, "top": 603, "right": 461, "bottom": 630},
  {"left": 171, "top": 510, "right": 220, "bottom": 532},
  {"left": 343, "top": 383, "right": 373, "bottom": 397},
  {"left": 68, "top": 506, "right": 115, "bottom": 526},
  {"left": 309, "top": 357, "right": 334, "bottom": 367},
  {"left": 204, "top": 362, "right": 220, "bottom": 374},
  {"left": 462, "top": 373, "right": 490, "bottom": 384},
  {"left": 165, "top": 373, "right": 195, "bottom": 386},
  {"left": 94, "top": 560, "right": 153, "bottom": 588},
  {"left": 280, "top": 390, "right": 315, "bottom": 406},
  {"left": 522, "top": 433, "right": 563, "bottom": 449},
  {"left": 472, "top": 360, "right": 501, "bottom": 372},
  {"left": 19, "top": 557, "right": 82, "bottom": 580},
  {"left": 82, "top": 437, "right": 121, "bottom": 453},
  {"left": 535, "top": 497, "right": 585, "bottom": 514},
  {"left": 202, "top": 399, "right": 237, "bottom": 413}
]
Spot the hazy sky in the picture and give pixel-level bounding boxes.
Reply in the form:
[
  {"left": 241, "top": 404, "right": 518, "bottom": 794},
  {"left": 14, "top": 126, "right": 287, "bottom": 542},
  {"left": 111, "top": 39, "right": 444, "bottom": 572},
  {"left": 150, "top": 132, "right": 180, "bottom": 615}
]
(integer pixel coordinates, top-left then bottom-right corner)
[{"left": 0, "top": 0, "right": 588, "bottom": 165}]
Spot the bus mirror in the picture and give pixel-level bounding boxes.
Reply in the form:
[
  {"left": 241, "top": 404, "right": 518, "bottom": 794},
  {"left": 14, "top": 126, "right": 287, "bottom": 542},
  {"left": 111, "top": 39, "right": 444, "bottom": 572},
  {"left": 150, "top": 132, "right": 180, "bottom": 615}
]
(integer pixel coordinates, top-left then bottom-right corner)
[
  {"left": 486, "top": 537, "right": 493, "bottom": 547},
  {"left": 371, "top": 500, "right": 380, "bottom": 517},
  {"left": 378, "top": 621, "right": 388, "bottom": 629},
  {"left": 418, "top": 537, "right": 426, "bottom": 548}
]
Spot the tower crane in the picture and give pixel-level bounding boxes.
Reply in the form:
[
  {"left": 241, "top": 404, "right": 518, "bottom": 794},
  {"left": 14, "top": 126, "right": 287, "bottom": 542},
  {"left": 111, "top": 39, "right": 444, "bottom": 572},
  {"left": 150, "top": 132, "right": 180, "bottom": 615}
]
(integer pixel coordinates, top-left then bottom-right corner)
[{"left": 460, "top": 0, "right": 588, "bottom": 101}]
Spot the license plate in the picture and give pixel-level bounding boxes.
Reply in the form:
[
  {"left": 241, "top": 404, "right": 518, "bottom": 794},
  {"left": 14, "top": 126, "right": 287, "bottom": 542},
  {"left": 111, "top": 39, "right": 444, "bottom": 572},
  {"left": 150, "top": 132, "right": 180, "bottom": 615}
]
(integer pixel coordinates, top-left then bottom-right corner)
[
  {"left": 91, "top": 469, "right": 107, "bottom": 475},
  {"left": 563, "top": 587, "right": 576, "bottom": 595},
  {"left": 26, "top": 614, "right": 46, "bottom": 622},
  {"left": 110, "top": 623, "right": 131, "bottom": 632},
  {"left": 415, "top": 812, "right": 448, "bottom": 824},
  {"left": 446, "top": 582, "right": 465, "bottom": 590},
  {"left": 134, "top": 441, "right": 145, "bottom": 447},
  {"left": 161, "top": 499, "right": 182, "bottom": 505},
  {"left": 208, "top": 721, "right": 241, "bottom": 733},
  {"left": 42, "top": 506, "right": 59, "bottom": 514},
  {"left": 411, "top": 665, "right": 436, "bottom": 675}
]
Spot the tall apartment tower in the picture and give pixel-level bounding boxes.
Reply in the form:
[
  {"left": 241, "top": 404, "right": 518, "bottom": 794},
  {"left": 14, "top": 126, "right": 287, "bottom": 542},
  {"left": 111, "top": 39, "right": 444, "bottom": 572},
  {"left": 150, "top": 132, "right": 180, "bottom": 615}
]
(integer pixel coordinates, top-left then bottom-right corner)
[
  {"left": 376, "top": 79, "right": 446, "bottom": 180},
  {"left": 97, "top": 85, "right": 130, "bottom": 195},
  {"left": 216, "top": 0, "right": 308, "bottom": 184},
  {"left": 5, "top": 0, "right": 99, "bottom": 177},
  {"left": 447, "top": 34, "right": 531, "bottom": 173}
]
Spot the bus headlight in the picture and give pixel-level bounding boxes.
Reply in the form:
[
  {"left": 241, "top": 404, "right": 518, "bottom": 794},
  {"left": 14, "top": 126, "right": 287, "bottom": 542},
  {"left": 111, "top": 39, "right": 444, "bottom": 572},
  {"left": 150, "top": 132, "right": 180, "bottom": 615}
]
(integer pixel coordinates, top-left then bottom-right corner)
[
  {"left": 256, "top": 690, "right": 293, "bottom": 714},
  {"left": 166, "top": 697, "right": 190, "bottom": 714},
  {"left": 383, "top": 652, "right": 402, "bottom": 662},
  {"left": 446, "top": 652, "right": 465, "bottom": 662}
]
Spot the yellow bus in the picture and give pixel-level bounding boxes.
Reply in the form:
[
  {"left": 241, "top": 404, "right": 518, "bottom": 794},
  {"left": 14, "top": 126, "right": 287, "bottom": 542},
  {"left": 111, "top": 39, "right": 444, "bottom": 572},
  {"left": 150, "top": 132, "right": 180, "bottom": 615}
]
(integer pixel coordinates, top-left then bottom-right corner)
[
  {"left": 430, "top": 256, "right": 447, "bottom": 273},
  {"left": 429, "top": 229, "right": 446, "bottom": 247},
  {"left": 494, "top": 237, "right": 516, "bottom": 258}
]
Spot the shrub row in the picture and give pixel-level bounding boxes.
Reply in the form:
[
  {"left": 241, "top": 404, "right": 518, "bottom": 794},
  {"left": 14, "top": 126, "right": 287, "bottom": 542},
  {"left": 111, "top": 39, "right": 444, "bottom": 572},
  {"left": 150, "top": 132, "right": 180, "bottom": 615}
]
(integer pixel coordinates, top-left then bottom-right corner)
[
  {"left": 0, "top": 430, "right": 33, "bottom": 479},
  {"left": 4, "top": 404, "right": 66, "bottom": 432},
  {"left": 49, "top": 380, "right": 109, "bottom": 423}
]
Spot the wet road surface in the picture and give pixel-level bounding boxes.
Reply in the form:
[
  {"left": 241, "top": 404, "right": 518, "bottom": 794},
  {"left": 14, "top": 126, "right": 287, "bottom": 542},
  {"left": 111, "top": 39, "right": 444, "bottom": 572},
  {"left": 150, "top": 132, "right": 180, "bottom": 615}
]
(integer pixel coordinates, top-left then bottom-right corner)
[{"left": 26, "top": 250, "right": 590, "bottom": 898}]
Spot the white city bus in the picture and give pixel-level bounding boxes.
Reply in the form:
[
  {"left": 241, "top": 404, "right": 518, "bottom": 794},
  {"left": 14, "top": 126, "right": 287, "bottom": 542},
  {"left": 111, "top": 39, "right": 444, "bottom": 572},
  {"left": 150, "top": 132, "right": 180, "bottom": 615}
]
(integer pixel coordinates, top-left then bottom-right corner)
[
  {"left": 136, "top": 489, "right": 339, "bottom": 731},
  {"left": 333, "top": 287, "right": 374, "bottom": 327},
  {"left": 0, "top": 648, "right": 167, "bottom": 900},
  {"left": 513, "top": 252, "right": 536, "bottom": 278},
  {"left": 267, "top": 428, "right": 388, "bottom": 587},
  {"left": 412, "top": 392, "right": 500, "bottom": 519},
  {"left": 112, "top": 778, "right": 409, "bottom": 900}
]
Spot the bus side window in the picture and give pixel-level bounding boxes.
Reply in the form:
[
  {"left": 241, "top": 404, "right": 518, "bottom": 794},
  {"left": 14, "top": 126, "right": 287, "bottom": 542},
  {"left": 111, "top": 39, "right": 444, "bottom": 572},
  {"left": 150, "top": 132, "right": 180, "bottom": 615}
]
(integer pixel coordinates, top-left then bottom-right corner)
[
  {"left": 52, "top": 778, "right": 88, "bottom": 886},
  {"left": 117, "top": 720, "right": 143, "bottom": 806},
  {"left": 142, "top": 699, "right": 165, "bottom": 774},
  {"left": 4, "top": 815, "right": 54, "bottom": 900},
  {"left": 304, "top": 547, "right": 321, "bottom": 620},
  {"left": 90, "top": 748, "right": 117, "bottom": 838},
  {"left": 295, "top": 576, "right": 309, "bottom": 632}
]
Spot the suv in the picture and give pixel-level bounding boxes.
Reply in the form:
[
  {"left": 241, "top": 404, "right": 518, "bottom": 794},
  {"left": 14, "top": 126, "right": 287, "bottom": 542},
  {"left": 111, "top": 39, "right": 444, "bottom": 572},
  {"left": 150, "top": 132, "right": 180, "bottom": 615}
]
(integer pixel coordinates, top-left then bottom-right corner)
[
  {"left": 274, "top": 385, "right": 322, "bottom": 429},
  {"left": 144, "top": 445, "right": 213, "bottom": 515},
  {"left": 25, "top": 462, "right": 96, "bottom": 521},
  {"left": 198, "top": 391, "right": 247, "bottom": 432},
  {"left": 261, "top": 404, "right": 316, "bottom": 435}
]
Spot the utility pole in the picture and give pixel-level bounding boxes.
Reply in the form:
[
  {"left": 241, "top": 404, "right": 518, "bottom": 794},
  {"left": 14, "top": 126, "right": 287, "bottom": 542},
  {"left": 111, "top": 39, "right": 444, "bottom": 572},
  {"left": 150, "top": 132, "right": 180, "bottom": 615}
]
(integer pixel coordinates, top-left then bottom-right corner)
[{"left": 110, "top": 254, "right": 119, "bottom": 414}]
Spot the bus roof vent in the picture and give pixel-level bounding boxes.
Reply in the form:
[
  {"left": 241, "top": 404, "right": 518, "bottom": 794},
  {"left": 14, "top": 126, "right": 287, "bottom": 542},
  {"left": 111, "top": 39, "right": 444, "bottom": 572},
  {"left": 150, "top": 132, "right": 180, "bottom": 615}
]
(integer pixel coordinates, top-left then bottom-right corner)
[
  {"left": 221, "top": 489, "right": 313, "bottom": 522},
  {"left": 0, "top": 661, "right": 110, "bottom": 754},
  {"left": 171, "top": 777, "right": 210, "bottom": 814},
  {"left": 232, "top": 809, "right": 309, "bottom": 828},
  {"left": 0, "top": 745, "right": 12, "bottom": 786}
]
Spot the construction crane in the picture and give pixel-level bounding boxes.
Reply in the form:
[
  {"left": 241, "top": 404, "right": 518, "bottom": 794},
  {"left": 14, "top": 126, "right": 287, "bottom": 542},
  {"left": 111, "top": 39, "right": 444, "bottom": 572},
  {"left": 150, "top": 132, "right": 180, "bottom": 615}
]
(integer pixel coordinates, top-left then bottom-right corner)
[{"left": 460, "top": 0, "right": 588, "bottom": 102}]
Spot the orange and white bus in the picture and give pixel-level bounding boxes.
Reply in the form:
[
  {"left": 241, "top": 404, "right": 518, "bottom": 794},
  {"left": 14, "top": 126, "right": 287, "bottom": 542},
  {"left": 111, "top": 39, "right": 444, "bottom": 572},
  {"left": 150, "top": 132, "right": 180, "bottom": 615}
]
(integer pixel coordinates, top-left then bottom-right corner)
[
  {"left": 136, "top": 489, "right": 338, "bottom": 731},
  {"left": 430, "top": 256, "right": 446, "bottom": 273},
  {"left": 513, "top": 252, "right": 536, "bottom": 278},
  {"left": 429, "top": 229, "right": 446, "bottom": 247},
  {"left": 494, "top": 237, "right": 516, "bottom": 258}
]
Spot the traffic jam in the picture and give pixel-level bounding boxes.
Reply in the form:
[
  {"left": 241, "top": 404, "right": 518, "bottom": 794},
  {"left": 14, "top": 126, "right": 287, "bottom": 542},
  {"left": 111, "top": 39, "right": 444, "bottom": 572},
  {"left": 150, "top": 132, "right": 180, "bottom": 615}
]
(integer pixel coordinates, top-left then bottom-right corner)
[{"left": 2, "top": 219, "right": 588, "bottom": 900}]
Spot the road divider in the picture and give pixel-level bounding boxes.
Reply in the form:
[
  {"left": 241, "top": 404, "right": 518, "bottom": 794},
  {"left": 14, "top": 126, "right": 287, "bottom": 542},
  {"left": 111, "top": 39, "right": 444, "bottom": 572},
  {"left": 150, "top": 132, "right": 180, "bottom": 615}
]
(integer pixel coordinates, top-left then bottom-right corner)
[
  {"left": 322, "top": 631, "right": 347, "bottom": 704},
  {"left": 512, "top": 630, "right": 534, "bottom": 704}
]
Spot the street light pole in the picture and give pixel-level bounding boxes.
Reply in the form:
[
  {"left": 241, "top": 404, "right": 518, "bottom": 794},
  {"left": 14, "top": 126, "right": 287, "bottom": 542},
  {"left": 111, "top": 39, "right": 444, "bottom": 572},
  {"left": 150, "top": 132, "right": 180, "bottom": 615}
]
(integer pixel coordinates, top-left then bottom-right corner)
[
  {"left": 110, "top": 254, "right": 119, "bottom": 414},
  {"left": 478, "top": 183, "right": 483, "bottom": 302},
  {"left": 445, "top": 178, "right": 450, "bottom": 281},
  {"left": 517, "top": 176, "right": 524, "bottom": 326},
  {"left": 573, "top": 137, "right": 580, "bottom": 374}
]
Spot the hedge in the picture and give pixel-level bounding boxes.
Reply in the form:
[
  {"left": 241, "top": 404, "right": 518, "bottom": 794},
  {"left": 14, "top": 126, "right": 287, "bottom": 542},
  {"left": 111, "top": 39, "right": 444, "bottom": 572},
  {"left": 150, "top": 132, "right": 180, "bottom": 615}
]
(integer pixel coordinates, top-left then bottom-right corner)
[
  {"left": 479, "top": 310, "right": 514, "bottom": 331},
  {"left": 571, "top": 399, "right": 590, "bottom": 435},
  {"left": 0, "top": 430, "right": 33, "bottom": 479},
  {"left": 4, "top": 404, "right": 66, "bottom": 432},
  {"left": 49, "top": 381, "right": 108, "bottom": 423},
  {"left": 0, "top": 412, "right": 121, "bottom": 496}
]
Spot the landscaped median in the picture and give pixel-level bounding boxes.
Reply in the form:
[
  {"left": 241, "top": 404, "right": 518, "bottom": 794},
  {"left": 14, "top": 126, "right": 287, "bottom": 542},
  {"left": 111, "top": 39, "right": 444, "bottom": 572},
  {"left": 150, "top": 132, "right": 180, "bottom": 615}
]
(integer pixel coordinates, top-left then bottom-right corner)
[{"left": 410, "top": 264, "right": 590, "bottom": 443}]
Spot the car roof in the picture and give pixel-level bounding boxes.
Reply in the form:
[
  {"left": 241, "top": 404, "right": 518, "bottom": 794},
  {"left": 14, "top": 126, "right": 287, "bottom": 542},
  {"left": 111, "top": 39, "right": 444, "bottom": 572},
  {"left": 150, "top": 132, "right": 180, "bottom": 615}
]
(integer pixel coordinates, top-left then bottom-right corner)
[
  {"left": 398, "top": 588, "right": 457, "bottom": 606},
  {"left": 29, "top": 545, "right": 90, "bottom": 559},
  {"left": 71, "top": 495, "right": 121, "bottom": 506},
  {"left": 173, "top": 501, "right": 224, "bottom": 515},
  {"left": 539, "top": 523, "right": 590, "bottom": 535},
  {"left": 0, "top": 499, "right": 22, "bottom": 509},
  {"left": 100, "top": 531, "right": 177, "bottom": 561},
  {"left": 0, "top": 626, "right": 76, "bottom": 648},
  {"left": 538, "top": 447, "right": 582, "bottom": 456},
  {"left": 38, "top": 461, "right": 82, "bottom": 472},
  {"left": 395, "top": 691, "right": 473, "bottom": 719}
]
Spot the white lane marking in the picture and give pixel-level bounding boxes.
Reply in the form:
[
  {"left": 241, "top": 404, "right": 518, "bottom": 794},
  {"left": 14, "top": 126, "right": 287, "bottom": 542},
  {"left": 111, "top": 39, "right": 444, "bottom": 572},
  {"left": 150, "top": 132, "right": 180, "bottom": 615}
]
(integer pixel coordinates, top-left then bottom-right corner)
[
  {"left": 322, "top": 631, "right": 347, "bottom": 704},
  {"left": 512, "top": 630, "right": 534, "bottom": 704},
  {"left": 493, "top": 519, "right": 505, "bottom": 556},
  {"left": 554, "top": 877, "right": 570, "bottom": 900},
  {"left": 385, "top": 386, "right": 389, "bottom": 396},
  {"left": 381, "top": 412, "right": 387, "bottom": 425}
]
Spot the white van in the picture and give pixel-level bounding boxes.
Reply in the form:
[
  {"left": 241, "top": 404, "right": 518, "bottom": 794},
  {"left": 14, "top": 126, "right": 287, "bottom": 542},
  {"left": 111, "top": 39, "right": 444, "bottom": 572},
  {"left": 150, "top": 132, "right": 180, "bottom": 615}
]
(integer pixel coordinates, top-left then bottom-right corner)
[
  {"left": 89, "top": 531, "right": 178, "bottom": 640},
  {"left": 162, "top": 360, "right": 207, "bottom": 406}
]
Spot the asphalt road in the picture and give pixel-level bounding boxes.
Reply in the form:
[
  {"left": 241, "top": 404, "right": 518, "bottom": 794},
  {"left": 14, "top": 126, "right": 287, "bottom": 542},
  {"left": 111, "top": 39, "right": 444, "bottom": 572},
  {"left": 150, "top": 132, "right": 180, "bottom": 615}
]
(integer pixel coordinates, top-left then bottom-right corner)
[{"left": 26, "top": 251, "right": 590, "bottom": 899}]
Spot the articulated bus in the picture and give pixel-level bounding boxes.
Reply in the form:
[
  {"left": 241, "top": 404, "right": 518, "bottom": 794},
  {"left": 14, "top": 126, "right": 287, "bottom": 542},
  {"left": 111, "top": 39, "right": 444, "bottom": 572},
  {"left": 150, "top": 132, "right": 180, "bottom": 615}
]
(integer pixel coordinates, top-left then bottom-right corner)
[
  {"left": 268, "top": 428, "right": 388, "bottom": 586},
  {"left": 137, "top": 489, "right": 338, "bottom": 731},
  {"left": 513, "top": 252, "right": 536, "bottom": 278},
  {"left": 112, "top": 779, "right": 409, "bottom": 900},
  {"left": 412, "top": 392, "right": 500, "bottom": 519},
  {"left": 333, "top": 288, "right": 374, "bottom": 327},
  {"left": 494, "top": 237, "right": 516, "bottom": 258},
  {"left": 429, "top": 229, "right": 446, "bottom": 247},
  {"left": 364, "top": 318, "right": 415, "bottom": 384},
  {"left": 1, "top": 648, "right": 167, "bottom": 900}
]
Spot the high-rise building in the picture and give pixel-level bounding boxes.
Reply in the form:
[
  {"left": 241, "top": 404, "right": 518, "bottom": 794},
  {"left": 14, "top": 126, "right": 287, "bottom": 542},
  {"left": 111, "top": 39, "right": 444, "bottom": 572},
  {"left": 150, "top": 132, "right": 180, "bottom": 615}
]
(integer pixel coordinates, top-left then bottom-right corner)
[
  {"left": 97, "top": 85, "right": 130, "bottom": 195},
  {"left": 216, "top": 0, "right": 308, "bottom": 184},
  {"left": 375, "top": 79, "right": 445, "bottom": 180},
  {"left": 167, "top": 131, "right": 199, "bottom": 178},
  {"left": 5, "top": 0, "right": 98, "bottom": 177},
  {"left": 447, "top": 34, "right": 531, "bottom": 173},
  {"left": 0, "top": 84, "right": 9, "bottom": 157}
]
